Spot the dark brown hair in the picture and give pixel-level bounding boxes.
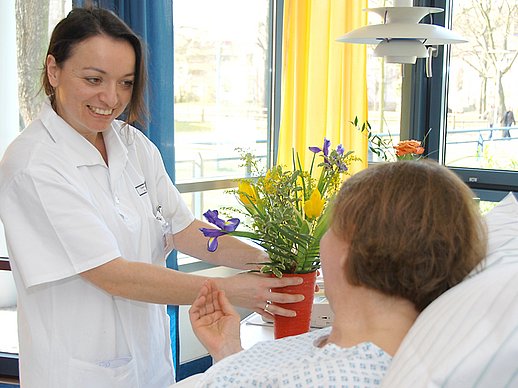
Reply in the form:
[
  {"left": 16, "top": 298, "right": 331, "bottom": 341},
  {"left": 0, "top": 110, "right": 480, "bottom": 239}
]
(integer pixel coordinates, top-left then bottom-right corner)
[
  {"left": 42, "top": 7, "right": 148, "bottom": 125},
  {"left": 331, "top": 160, "right": 487, "bottom": 312}
]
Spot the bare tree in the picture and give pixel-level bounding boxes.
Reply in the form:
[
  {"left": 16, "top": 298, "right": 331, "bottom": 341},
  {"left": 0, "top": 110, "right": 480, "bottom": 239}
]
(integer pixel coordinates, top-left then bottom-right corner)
[
  {"left": 453, "top": 0, "right": 518, "bottom": 118},
  {"left": 16, "top": 0, "right": 49, "bottom": 127}
]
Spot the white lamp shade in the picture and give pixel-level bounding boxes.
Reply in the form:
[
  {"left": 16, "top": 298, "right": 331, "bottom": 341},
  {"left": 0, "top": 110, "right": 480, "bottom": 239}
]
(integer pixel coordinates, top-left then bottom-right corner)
[
  {"left": 337, "top": 23, "right": 467, "bottom": 45},
  {"left": 368, "top": 6, "right": 443, "bottom": 23},
  {"left": 337, "top": 4, "right": 467, "bottom": 65},
  {"left": 373, "top": 40, "right": 429, "bottom": 64}
]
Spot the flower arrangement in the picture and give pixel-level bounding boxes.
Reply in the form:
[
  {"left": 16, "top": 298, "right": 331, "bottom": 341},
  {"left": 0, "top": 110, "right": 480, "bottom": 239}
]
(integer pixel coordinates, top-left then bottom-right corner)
[
  {"left": 199, "top": 139, "right": 359, "bottom": 277},
  {"left": 351, "top": 116, "right": 426, "bottom": 161}
]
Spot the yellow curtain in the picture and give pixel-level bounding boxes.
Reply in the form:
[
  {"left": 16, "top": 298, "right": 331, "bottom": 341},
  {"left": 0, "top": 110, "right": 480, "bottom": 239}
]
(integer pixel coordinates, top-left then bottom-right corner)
[{"left": 278, "top": 0, "right": 369, "bottom": 175}]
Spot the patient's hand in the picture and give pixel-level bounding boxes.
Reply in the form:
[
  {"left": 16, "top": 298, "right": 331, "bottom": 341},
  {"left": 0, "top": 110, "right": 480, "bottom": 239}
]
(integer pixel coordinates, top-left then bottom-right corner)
[{"left": 189, "top": 280, "right": 243, "bottom": 362}]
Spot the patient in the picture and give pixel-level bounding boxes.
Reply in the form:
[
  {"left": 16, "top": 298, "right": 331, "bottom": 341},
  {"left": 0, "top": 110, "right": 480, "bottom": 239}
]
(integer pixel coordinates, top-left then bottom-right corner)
[{"left": 188, "top": 160, "right": 487, "bottom": 387}]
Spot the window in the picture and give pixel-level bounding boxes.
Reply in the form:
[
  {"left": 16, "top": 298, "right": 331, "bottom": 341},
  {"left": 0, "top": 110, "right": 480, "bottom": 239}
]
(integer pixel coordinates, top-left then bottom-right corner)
[
  {"left": 415, "top": 0, "right": 518, "bottom": 201},
  {"left": 446, "top": 0, "right": 518, "bottom": 172},
  {"left": 173, "top": 0, "right": 277, "bottom": 226}
]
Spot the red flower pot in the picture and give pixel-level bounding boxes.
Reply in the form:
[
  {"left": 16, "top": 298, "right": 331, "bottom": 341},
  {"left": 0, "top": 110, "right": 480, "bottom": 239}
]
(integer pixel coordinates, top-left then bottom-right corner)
[{"left": 271, "top": 271, "right": 317, "bottom": 339}]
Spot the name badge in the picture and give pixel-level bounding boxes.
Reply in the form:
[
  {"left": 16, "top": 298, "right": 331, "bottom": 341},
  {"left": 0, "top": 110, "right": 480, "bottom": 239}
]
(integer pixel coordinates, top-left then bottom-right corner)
[{"left": 135, "top": 182, "right": 147, "bottom": 196}]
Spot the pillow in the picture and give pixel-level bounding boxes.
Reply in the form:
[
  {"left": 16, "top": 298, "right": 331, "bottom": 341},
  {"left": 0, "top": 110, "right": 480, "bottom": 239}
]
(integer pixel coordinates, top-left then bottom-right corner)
[
  {"left": 472, "top": 192, "right": 518, "bottom": 272},
  {"left": 382, "top": 192, "right": 518, "bottom": 387}
]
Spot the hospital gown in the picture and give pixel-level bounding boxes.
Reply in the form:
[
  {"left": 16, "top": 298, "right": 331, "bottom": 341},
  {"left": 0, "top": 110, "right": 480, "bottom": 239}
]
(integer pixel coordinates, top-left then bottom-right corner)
[{"left": 196, "top": 327, "right": 392, "bottom": 388}]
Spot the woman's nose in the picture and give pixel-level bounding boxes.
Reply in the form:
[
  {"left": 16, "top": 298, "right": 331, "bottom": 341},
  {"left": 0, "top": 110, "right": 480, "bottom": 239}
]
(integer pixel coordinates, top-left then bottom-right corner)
[{"left": 99, "top": 82, "right": 118, "bottom": 108}]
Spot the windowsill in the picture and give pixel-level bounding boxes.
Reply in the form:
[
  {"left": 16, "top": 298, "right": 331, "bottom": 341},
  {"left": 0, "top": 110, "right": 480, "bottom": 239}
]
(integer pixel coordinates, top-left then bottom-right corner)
[{"left": 177, "top": 255, "right": 216, "bottom": 273}]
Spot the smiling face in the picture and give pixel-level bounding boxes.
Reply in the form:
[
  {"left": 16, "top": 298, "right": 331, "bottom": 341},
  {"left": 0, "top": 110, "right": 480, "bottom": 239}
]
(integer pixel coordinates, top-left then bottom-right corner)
[{"left": 46, "top": 34, "right": 136, "bottom": 144}]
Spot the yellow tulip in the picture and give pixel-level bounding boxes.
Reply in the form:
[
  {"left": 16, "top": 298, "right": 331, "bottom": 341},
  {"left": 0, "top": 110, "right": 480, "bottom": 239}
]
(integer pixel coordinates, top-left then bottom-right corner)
[
  {"left": 238, "top": 181, "right": 258, "bottom": 205},
  {"left": 304, "top": 190, "right": 325, "bottom": 219}
]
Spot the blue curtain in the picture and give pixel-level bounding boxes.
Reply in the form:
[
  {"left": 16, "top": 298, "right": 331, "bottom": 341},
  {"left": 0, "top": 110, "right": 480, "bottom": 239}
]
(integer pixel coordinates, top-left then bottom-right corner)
[{"left": 73, "top": 0, "right": 179, "bottom": 374}]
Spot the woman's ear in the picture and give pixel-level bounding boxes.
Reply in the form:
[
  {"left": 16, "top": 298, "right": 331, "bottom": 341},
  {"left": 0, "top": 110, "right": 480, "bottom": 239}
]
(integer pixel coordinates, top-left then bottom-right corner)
[{"left": 46, "top": 55, "right": 60, "bottom": 88}]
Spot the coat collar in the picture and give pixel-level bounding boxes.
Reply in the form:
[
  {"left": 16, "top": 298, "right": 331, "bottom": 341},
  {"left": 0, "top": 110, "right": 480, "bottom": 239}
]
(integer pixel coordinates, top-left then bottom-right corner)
[{"left": 39, "top": 99, "right": 129, "bottom": 172}]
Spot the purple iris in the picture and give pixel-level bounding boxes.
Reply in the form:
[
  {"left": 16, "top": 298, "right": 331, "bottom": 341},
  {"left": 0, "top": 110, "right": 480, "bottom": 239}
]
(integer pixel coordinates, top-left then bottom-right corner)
[
  {"left": 336, "top": 144, "right": 344, "bottom": 155},
  {"left": 203, "top": 210, "right": 224, "bottom": 228},
  {"left": 199, "top": 228, "right": 226, "bottom": 252},
  {"left": 200, "top": 210, "right": 240, "bottom": 252},
  {"left": 309, "top": 138, "right": 331, "bottom": 156},
  {"left": 337, "top": 161, "right": 348, "bottom": 172}
]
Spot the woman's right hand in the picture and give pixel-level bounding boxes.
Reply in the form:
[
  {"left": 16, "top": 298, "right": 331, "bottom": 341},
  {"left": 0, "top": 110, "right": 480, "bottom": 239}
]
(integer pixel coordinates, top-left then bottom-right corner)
[{"left": 215, "top": 272, "right": 304, "bottom": 319}]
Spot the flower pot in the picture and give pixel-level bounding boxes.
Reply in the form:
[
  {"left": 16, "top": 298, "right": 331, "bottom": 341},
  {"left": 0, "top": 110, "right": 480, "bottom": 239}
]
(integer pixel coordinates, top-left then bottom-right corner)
[{"left": 271, "top": 271, "right": 317, "bottom": 339}]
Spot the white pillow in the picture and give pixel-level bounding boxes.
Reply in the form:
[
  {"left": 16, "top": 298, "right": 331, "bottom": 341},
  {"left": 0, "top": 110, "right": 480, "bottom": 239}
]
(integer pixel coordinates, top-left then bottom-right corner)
[{"left": 382, "top": 192, "right": 518, "bottom": 388}]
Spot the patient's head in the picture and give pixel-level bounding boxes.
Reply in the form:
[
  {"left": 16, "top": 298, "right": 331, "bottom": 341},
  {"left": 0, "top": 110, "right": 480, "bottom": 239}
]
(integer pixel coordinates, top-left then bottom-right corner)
[{"left": 330, "top": 160, "right": 487, "bottom": 312}]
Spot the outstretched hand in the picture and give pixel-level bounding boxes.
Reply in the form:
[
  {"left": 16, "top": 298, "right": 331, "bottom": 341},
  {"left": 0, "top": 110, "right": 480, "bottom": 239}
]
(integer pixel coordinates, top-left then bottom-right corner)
[
  {"left": 216, "top": 272, "right": 305, "bottom": 319},
  {"left": 189, "top": 280, "right": 243, "bottom": 362}
]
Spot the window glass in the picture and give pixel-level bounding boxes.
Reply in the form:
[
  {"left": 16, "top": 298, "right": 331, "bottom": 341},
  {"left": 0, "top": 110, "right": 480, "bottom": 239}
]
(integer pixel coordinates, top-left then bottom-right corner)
[
  {"left": 180, "top": 188, "right": 240, "bottom": 227},
  {"left": 445, "top": 0, "right": 518, "bottom": 171},
  {"left": 173, "top": 0, "right": 270, "bottom": 184},
  {"left": 366, "top": 0, "right": 403, "bottom": 163}
]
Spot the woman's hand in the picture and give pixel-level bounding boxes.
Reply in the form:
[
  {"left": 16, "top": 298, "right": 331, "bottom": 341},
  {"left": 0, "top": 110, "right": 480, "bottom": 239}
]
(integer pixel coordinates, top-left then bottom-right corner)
[
  {"left": 189, "top": 280, "right": 242, "bottom": 362},
  {"left": 216, "top": 272, "right": 305, "bottom": 319}
]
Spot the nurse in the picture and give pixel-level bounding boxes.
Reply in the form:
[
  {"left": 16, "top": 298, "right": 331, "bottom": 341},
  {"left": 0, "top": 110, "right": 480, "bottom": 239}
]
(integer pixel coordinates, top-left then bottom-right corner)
[{"left": 0, "top": 7, "right": 302, "bottom": 388}]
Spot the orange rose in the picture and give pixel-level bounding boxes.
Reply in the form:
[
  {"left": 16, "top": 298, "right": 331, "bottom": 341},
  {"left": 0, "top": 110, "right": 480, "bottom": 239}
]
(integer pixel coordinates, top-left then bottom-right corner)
[{"left": 394, "top": 140, "right": 425, "bottom": 157}]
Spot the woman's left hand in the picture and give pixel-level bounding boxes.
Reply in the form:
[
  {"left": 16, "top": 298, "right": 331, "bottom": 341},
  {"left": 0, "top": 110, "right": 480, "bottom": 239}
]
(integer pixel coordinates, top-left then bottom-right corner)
[{"left": 216, "top": 272, "right": 304, "bottom": 319}]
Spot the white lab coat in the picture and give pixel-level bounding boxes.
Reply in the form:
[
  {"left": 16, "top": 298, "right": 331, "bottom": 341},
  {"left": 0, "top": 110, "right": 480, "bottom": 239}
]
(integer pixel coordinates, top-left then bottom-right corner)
[{"left": 0, "top": 100, "right": 194, "bottom": 387}]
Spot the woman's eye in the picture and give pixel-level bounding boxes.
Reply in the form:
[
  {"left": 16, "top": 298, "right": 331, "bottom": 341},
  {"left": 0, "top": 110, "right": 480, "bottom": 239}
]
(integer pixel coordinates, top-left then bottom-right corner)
[
  {"left": 120, "top": 80, "right": 134, "bottom": 88},
  {"left": 85, "top": 77, "right": 101, "bottom": 85}
]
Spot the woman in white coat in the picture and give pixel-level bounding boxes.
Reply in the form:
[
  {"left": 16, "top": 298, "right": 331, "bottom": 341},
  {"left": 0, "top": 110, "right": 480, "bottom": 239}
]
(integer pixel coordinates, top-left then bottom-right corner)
[{"left": 0, "top": 7, "right": 302, "bottom": 388}]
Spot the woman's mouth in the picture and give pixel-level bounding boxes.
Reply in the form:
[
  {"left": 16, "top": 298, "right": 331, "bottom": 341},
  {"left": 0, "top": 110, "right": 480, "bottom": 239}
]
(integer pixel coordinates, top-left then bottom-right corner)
[{"left": 87, "top": 105, "right": 114, "bottom": 116}]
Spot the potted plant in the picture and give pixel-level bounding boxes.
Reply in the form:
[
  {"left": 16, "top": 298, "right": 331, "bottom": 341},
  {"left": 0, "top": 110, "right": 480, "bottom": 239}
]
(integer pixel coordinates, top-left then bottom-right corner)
[
  {"left": 199, "top": 138, "right": 359, "bottom": 338},
  {"left": 352, "top": 116, "right": 427, "bottom": 161}
]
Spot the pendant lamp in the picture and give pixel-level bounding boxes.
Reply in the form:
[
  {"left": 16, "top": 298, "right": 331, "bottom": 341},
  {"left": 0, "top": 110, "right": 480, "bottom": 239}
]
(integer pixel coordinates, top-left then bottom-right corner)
[{"left": 337, "top": 0, "right": 467, "bottom": 65}]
